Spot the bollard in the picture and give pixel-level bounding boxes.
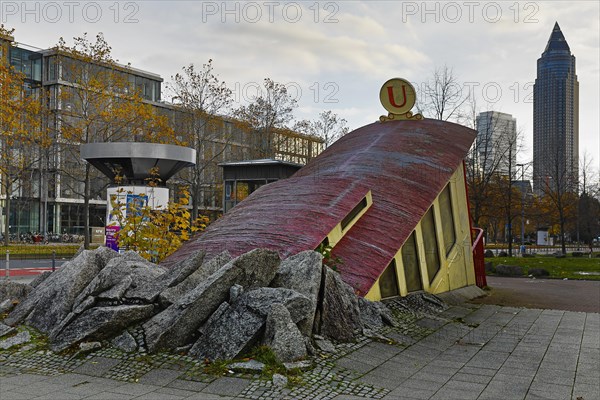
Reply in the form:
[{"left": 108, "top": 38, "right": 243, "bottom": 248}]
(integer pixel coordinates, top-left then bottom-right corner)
[
  {"left": 5, "top": 250, "right": 9, "bottom": 279},
  {"left": 52, "top": 250, "right": 56, "bottom": 272}
]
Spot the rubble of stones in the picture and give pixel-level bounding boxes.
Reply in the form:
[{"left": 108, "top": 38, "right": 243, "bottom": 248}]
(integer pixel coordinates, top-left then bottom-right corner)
[{"left": 0, "top": 247, "right": 394, "bottom": 365}]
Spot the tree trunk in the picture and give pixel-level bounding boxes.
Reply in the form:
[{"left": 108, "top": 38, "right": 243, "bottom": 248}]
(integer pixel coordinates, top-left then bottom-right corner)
[
  {"left": 191, "top": 148, "right": 201, "bottom": 221},
  {"left": 3, "top": 186, "right": 9, "bottom": 247},
  {"left": 191, "top": 188, "right": 199, "bottom": 221},
  {"left": 507, "top": 145, "right": 513, "bottom": 257},
  {"left": 84, "top": 164, "right": 91, "bottom": 249},
  {"left": 559, "top": 213, "right": 567, "bottom": 255}
]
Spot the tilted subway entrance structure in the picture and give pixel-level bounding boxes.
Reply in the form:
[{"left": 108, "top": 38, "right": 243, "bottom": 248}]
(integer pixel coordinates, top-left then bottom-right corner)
[{"left": 163, "top": 119, "right": 478, "bottom": 299}]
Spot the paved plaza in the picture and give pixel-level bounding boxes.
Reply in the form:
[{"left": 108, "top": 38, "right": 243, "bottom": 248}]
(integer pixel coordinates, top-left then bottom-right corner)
[{"left": 1, "top": 299, "right": 598, "bottom": 400}]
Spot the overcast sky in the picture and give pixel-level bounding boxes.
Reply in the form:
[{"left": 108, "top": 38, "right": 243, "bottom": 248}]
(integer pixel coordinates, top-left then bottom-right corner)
[{"left": 3, "top": 1, "right": 599, "bottom": 174}]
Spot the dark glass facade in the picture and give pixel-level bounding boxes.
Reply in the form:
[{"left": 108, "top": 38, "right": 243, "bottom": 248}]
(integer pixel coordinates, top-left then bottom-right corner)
[{"left": 533, "top": 22, "right": 579, "bottom": 193}]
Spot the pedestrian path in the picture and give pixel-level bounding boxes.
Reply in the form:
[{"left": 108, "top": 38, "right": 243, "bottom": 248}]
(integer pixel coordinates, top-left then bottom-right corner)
[{"left": 1, "top": 304, "right": 598, "bottom": 399}]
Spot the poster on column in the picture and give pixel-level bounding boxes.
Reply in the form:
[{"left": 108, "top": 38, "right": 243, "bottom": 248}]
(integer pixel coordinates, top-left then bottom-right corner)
[{"left": 105, "top": 225, "right": 120, "bottom": 252}]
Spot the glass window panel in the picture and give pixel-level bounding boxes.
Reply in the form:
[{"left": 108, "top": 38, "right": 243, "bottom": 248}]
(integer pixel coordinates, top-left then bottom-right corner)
[
  {"left": 439, "top": 185, "right": 456, "bottom": 256},
  {"left": 402, "top": 232, "right": 422, "bottom": 292},
  {"left": 379, "top": 259, "right": 399, "bottom": 298},
  {"left": 422, "top": 207, "right": 441, "bottom": 284}
]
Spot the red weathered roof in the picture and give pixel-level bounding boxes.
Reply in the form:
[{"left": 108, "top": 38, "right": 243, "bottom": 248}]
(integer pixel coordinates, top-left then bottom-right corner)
[{"left": 163, "top": 119, "right": 476, "bottom": 295}]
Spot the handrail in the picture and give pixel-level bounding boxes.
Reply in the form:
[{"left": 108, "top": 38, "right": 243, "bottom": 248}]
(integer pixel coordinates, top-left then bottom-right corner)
[
  {"left": 471, "top": 227, "right": 484, "bottom": 250},
  {"left": 471, "top": 227, "right": 487, "bottom": 288}
]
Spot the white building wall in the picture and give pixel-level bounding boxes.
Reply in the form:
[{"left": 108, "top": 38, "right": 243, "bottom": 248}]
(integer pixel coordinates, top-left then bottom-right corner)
[{"left": 476, "top": 111, "right": 517, "bottom": 177}]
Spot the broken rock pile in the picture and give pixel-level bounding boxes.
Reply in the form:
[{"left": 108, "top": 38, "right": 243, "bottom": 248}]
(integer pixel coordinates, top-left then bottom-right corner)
[{"left": 1, "top": 247, "right": 393, "bottom": 363}]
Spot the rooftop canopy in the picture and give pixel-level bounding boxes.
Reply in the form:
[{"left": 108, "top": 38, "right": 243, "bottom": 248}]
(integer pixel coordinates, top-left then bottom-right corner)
[{"left": 81, "top": 142, "right": 196, "bottom": 185}]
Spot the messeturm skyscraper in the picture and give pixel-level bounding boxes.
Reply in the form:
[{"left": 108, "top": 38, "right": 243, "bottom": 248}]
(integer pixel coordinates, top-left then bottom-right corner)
[{"left": 533, "top": 22, "right": 579, "bottom": 194}]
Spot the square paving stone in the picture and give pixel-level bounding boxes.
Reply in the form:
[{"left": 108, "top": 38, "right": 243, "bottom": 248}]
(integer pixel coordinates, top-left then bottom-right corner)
[
  {"left": 132, "top": 392, "right": 184, "bottom": 400},
  {"left": 451, "top": 372, "right": 491, "bottom": 384},
  {"left": 185, "top": 394, "right": 236, "bottom": 400},
  {"left": 154, "top": 386, "right": 196, "bottom": 396},
  {"left": 201, "top": 377, "right": 249, "bottom": 396},
  {"left": 492, "top": 373, "right": 534, "bottom": 385},
  {"left": 73, "top": 357, "right": 121, "bottom": 377},
  {"left": 0, "top": 391, "right": 38, "bottom": 400},
  {"left": 427, "top": 359, "right": 465, "bottom": 370},
  {"left": 166, "top": 379, "right": 208, "bottom": 392},
  {"left": 386, "top": 332, "right": 417, "bottom": 346},
  {"left": 346, "top": 352, "right": 384, "bottom": 367},
  {"left": 528, "top": 381, "right": 574, "bottom": 398},
  {"left": 337, "top": 356, "right": 376, "bottom": 374},
  {"left": 370, "top": 365, "right": 413, "bottom": 381},
  {"left": 458, "top": 366, "right": 497, "bottom": 377},
  {"left": 572, "top": 382, "right": 600, "bottom": 400},
  {"left": 137, "top": 368, "right": 182, "bottom": 386},
  {"left": 0, "top": 373, "right": 49, "bottom": 386},
  {"left": 386, "top": 385, "right": 438, "bottom": 400},
  {"left": 400, "top": 378, "right": 445, "bottom": 391},
  {"left": 108, "top": 383, "right": 162, "bottom": 396},
  {"left": 479, "top": 381, "right": 530, "bottom": 400},
  {"left": 416, "top": 318, "right": 447, "bottom": 330},
  {"left": 575, "top": 374, "right": 600, "bottom": 385},
  {"left": 430, "top": 388, "right": 480, "bottom": 400},
  {"left": 9, "top": 381, "right": 68, "bottom": 396},
  {"left": 356, "top": 372, "right": 399, "bottom": 390},
  {"left": 0, "top": 383, "right": 20, "bottom": 392},
  {"left": 534, "top": 369, "right": 575, "bottom": 385},
  {"left": 26, "top": 392, "right": 85, "bottom": 400},
  {"left": 409, "top": 371, "right": 451, "bottom": 384},
  {"left": 47, "top": 373, "right": 91, "bottom": 386},
  {"left": 84, "top": 393, "right": 135, "bottom": 400},
  {"left": 440, "top": 379, "right": 486, "bottom": 393},
  {"left": 63, "top": 381, "right": 113, "bottom": 395}
]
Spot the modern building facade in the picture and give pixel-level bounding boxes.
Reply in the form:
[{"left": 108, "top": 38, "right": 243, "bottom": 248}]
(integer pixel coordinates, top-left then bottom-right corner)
[
  {"left": 533, "top": 22, "right": 579, "bottom": 194},
  {"left": 476, "top": 111, "right": 517, "bottom": 176},
  {"left": 0, "top": 32, "right": 324, "bottom": 238}
]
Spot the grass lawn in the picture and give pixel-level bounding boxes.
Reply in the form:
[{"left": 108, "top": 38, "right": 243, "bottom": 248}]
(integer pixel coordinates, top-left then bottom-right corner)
[{"left": 486, "top": 255, "right": 600, "bottom": 280}]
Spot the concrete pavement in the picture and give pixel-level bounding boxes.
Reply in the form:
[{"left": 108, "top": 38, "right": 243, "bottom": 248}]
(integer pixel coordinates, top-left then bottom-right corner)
[
  {"left": 1, "top": 301, "right": 598, "bottom": 400},
  {"left": 472, "top": 276, "right": 600, "bottom": 313}
]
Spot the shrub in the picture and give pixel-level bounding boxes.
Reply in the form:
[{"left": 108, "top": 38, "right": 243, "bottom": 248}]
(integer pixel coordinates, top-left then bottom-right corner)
[
  {"left": 528, "top": 268, "right": 549, "bottom": 277},
  {"left": 495, "top": 264, "right": 523, "bottom": 276}
]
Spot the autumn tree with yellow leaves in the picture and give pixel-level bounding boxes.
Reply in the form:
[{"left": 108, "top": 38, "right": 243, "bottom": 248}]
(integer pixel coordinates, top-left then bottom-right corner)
[
  {"left": 109, "top": 172, "right": 209, "bottom": 262},
  {"left": 168, "top": 60, "right": 234, "bottom": 220},
  {"left": 53, "top": 33, "right": 178, "bottom": 248},
  {"left": 0, "top": 26, "right": 50, "bottom": 246}
]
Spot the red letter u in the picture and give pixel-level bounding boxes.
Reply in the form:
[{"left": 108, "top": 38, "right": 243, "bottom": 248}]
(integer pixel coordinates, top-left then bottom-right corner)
[{"left": 387, "top": 85, "right": 407, "bottom": 108}]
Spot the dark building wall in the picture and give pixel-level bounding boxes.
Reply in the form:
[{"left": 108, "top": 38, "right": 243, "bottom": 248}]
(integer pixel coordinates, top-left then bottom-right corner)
[{"left": 533, "top": 23, "right": 579, "bottom": 194}]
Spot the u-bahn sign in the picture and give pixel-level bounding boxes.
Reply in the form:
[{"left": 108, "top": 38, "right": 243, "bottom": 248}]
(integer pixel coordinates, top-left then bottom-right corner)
[{"left": 379, "top": 78, "right": 423, "bottom": 122}]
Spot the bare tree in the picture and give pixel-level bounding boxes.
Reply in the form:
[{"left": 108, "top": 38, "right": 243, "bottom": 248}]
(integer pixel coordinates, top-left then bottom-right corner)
[
  {"left": 494, "top": 132, "right": 525, "bottom": 256},
  {"left": 167, "top": 60, "right": 233, "bottom": 220},
  {"left": 465, "top": 107, "right": 519, "bottom": 231},
  {"left": 54, "top": 33, "right": 174, "bottom": 248},
  {"left": 417, "top": 65, "right": 468, "bottom": 122},
  {"left": 537, "top": 141, "right": 578, "bottom": 254},
  {"left": 293, "top": 110, "right": 349, "bottom": 148},
  {"left": 0, "top": 29, "right": 49, "bottom": 245},
  {"left": 235, "top": 78, "right": 297, "bottom": 158},
  {"left": 576, "top": 153, "right": 600, "bottom": 252}
]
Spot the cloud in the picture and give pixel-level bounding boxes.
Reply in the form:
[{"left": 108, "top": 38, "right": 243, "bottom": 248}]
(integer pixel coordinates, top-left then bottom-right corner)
[{"left": 3, "top": 0, "right": 598, "bottom": 168}]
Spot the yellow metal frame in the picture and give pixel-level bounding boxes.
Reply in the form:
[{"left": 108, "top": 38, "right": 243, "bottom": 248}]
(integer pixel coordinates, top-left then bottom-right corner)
[
  {"left": 324, "top": 190, "right": 373, "bottom": 249},
  {"left": 365, "top": 164, "right": 474, "bottom": 300}
]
